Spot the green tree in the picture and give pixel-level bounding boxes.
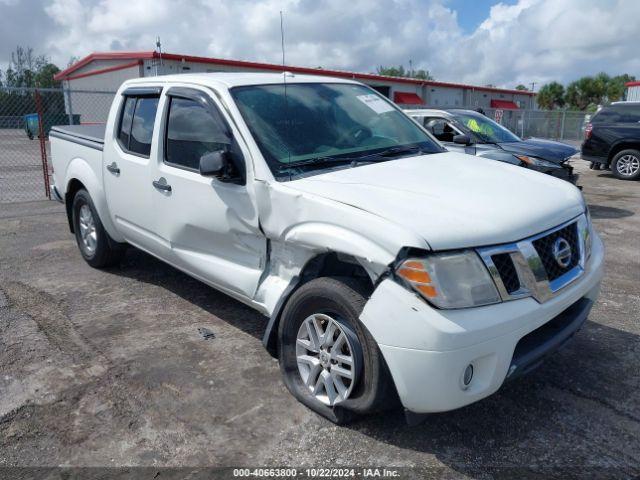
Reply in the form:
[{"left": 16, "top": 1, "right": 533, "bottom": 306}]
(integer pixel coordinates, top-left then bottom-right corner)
[
  {"left": 537, "top": 81, "right": 565, "bottom": 109},
  {"left": 607, "top": 73, "right": 636, "bottom": 102},
  {"left": 377, "top": 65, "right": 406, "bottom": 77},
  {"left": 565, "top": 76, "right": 604, "bottom": 110},
  {"left": 563, "top": 72, "right": 636, "bottom": 110},
  {"left": 376, "top": 65, "right": 434, "bottom": 80},
  {"left": 34, "top": 63, "right": 61, "bottom": 88},
  {"left": 413, "top": 69, "right": 434, "bottom": 80},
  {"left": 515, "top": 84, "right": 528, "bottom": 91},
  {"left": 1, "top": 46, "right": 60, "bottom": 88}
]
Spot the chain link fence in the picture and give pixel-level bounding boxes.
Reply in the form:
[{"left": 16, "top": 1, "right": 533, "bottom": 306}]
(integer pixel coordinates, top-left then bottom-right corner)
[{"left": 0, "top": 86, "right": 115, "bottom": 203}]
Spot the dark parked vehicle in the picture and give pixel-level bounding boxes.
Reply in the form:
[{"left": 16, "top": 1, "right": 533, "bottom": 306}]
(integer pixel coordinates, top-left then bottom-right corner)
[
  {"left": 581, "top": 102, "right": 640, "bottom": 180},
  {"left": 406, "top": 109, "right": 578, "bottom": 183}
]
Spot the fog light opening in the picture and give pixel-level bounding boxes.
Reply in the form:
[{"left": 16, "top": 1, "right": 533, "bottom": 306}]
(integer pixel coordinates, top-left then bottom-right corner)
[{"left": 463, "top": 364, "right": 474, "bottom": 389}]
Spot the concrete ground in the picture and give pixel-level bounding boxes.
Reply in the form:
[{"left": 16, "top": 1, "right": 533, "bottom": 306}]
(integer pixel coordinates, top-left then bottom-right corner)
[{"left": 0, "top": 159, "right": 639, "bottom": 478}]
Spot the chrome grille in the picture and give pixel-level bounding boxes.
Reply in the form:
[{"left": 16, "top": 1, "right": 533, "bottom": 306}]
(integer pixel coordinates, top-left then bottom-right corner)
[
  {"left": 532, "top": 223, "right": 579, "bottom": 281},
  {"left": 477, "top": 215, "right": 589, "bottom": 304},
  {"left": 491, "top": 253, "right": 520, "bottom": 294}
]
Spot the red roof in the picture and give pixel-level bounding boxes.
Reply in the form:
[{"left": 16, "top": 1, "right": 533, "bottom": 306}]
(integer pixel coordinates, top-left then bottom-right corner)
[
  {"left": 490, "top": 99, "right": 519, "bottom": 110},
  {"left": 626, "top": 81, "right": 640, "bottom": 87},
  {"left": 394, "top": 92, "right": 424, "bottom": 105},
  {"left": 54, "top": 51, "right": 537, "bottom": 96}
]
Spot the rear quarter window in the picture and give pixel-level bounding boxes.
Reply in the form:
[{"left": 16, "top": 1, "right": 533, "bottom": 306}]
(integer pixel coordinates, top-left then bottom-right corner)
[
  {"left": 592, "top": 105, "right": 640, "bottom": 124},
  {"left": 117, "top": 95, "right": 160, "bottom": 157}
]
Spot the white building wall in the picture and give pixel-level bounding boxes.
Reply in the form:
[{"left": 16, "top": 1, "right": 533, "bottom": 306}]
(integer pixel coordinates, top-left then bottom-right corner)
[
  {"left": 66, "top": 64, "right": 141, "bottom": 123},
  {"left": 627, "top": 86, "right": 640, "bottom": 101},
  {"left": 425, "top": 86, "right": 464, "bottom": 107}
]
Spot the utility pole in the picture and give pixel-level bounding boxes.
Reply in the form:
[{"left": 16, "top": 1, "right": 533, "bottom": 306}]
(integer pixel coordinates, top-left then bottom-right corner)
[
  {"left": 154, "top": 36, "right": 163, "bottom": 76},
  {"left": 529, "top": 81, "right": 536, "bottom": 92},
  {"left": 409, "top": 59, "right": 413, "bottom": 78}
]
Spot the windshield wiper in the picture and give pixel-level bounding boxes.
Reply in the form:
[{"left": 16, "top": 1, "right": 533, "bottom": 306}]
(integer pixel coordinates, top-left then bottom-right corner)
[
  {"left": 277, "top": 145, "right": 427, "bottom": 172},
  {"left": 348, "top": 145, "right": 426, "bottom": 165},
  {"left": 276, "top": 156, "right": 354, "bottom": 172}
]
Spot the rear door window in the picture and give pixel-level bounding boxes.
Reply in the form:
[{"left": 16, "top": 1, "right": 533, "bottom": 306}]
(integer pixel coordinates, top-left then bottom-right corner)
[
  {"left": 117, "top": 97, "right": 136, "bottom": 148},
  {"left": 618, "top": 105, "right": 640, "bottom": 123},
  {"left": 129, "top": 97, "right": 159, "bottom": 156},
  {"left": 117, "top": 95, "right": 160, "bottom": 157},
  {"left": 593, "top": 105, "right": 640, "bottom": 124}
]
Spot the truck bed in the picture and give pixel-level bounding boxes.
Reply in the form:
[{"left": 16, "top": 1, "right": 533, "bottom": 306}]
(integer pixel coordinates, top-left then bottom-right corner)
[
  {"left": 50, "top": 124, "right": 106, "bottom": 201},
  {"left": 50, "top": 124, "right": 106, "bottom": 151}
]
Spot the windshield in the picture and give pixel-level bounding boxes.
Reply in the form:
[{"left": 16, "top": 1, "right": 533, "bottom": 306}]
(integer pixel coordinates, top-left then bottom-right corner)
[
  {"left": 452, "top": 111, "right": 520, "bottom": 143},
  {"left": 231, "top": 83, "right": 442, "bottom": 178}
]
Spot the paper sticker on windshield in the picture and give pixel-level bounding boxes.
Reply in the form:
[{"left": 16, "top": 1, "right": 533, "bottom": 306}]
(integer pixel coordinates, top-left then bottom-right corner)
[{"left": 357, "top": 94, "right": 395, "bottom": 114}]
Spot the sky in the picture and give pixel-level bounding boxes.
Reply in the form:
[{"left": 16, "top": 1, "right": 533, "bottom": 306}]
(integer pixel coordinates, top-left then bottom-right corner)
[{"left": 0, "top": 0, "right": 638, "bottom": 89}]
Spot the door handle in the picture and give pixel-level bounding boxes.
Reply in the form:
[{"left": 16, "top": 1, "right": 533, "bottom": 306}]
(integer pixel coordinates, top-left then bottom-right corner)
[
  {"left": 152, "top": 178, "right": 172, "bottom": 192},
  {"left": 106, "top": 162, "right": 120, "bottom": 174}
]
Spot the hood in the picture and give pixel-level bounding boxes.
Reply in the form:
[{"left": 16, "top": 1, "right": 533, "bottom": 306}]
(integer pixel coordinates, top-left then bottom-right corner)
[
  {"left": 497, "top": 138, "right": 578, "bottom": 164},
  {"left": 285, "top": 152, "right": 584, "bottom": 250}
]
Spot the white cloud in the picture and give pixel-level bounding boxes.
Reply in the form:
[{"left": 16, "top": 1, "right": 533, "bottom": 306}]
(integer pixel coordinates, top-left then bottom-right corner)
[{"left": 1, "top": 0, "right": 638, "bottom": 88}]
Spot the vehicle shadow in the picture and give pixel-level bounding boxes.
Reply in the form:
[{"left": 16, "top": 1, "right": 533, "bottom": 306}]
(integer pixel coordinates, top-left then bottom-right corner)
[
  {"left": 587, "top": 204, "right": 635, "bottom": 219},
  {"left": 107, "top": 248, "right": 267, "bottom": 341}
]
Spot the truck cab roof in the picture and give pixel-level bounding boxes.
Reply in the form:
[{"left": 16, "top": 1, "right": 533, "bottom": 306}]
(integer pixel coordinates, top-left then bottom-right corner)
[{"left": 121, "top": 72, "right": 361, "bottom": 90}]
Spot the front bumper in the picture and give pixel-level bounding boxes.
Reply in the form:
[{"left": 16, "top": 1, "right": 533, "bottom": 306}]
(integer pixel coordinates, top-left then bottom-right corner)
[
  {"left": 535, "top": 163, "right": 578, "bottom": 184},
  {"left": 359, "top": 232, "right": 604, "bottom": 414}
]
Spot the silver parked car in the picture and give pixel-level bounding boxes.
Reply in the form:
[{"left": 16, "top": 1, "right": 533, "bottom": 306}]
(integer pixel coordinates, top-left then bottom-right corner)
[{"left": 406, "top": 109, "right": 578, "bottom": 183}]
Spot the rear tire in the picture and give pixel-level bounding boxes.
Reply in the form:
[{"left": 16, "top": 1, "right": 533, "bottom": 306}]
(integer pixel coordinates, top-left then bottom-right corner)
[
  {"left": 71, "top": 189, "right": 125, "bottom": 268},
  {"left": 611, "top": 149, "right": 640, "bottom": 180},
  {"left": 278, "top": 276, "right": 397, "bottom": 424}
]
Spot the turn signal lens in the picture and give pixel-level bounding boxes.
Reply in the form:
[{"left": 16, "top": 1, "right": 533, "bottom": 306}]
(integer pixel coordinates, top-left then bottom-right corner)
[
  {"left": 415, "top": 284, "right": 437, "bottom": 298},
  {"left": 396, "top": 259, "right": 437, "bottom": 298},
  {"left": 397, "top": 267, "right": 431, "bottom": 283},
  {"left": 516, "top": 155, "right": 532, "bottom": 165},
  {"left": 395, "top": 252, "right": 501, "bottom": 309},
  {"left": 403, "top": 260, "right": 425, "bottom": 269}
]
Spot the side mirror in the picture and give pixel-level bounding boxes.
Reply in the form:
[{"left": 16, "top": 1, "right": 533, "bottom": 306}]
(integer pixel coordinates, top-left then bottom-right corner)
[
  {"left": 453, "top": 134, "right": 472, "bottom": 145},
  {"left": 199, "top": 150, "right": 229, "bottom": 178}
]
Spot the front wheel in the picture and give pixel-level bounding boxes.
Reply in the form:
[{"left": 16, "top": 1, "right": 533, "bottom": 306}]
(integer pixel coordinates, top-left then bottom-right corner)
[
  {"left": 611, "top": 149, "right": 640, "bottom": 180},
  {"left": 278, "top": 277, "right": 397, "bottom": 423},
  {"left": 72, "top": 189, "right": 126, "bottom": 268}
]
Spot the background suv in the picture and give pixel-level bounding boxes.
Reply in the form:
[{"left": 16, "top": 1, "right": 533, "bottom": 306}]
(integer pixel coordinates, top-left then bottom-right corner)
[{"left": 581, "top": 102, "right": 640, "bottom": 180}]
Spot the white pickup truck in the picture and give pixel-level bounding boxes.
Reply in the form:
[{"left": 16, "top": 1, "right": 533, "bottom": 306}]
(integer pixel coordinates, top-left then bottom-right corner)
[{"left": 50, "top": 73, "right": 604, "bottom": 424}]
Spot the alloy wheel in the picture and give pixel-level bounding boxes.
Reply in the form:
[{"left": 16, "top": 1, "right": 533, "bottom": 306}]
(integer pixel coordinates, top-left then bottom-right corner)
[
  {"left": 617, "top": 154, "right": 640, "bottom": 177},
  {"left": 296, "top": 313, "right": 357, "bottom": 406},
  {"left": 78, "top": 204, "right": 97, "bottom": 254}
]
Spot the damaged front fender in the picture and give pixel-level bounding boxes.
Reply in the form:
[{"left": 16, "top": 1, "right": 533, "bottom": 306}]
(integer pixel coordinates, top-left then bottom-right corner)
[{"left": 252, "top": 179, "right": 429, "bottom": 355}]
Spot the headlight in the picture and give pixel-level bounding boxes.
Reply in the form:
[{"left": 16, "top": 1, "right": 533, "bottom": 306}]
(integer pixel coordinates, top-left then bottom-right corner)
[
  {"left": 579, "top": 196, "right": 593, "bottom": 261},
  {"left": 516, "top": 155, "right": 559, "bottom": 169},
  {"left": 396, "top": 251, "right": 501, "bottom": 309},
  {"left": 582, "top": 210, "right": 593, "bottom": 261}
]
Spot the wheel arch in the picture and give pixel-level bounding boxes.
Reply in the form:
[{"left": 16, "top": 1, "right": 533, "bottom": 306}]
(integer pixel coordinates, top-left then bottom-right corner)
[
  {"left": 262, "top": 251, "right": 377, "bottom": 357},
  {"left": 608, "top": 141, "right": 640, "bottom": 162},
  {"left": 65, "top": 178, "right": 86, "bottom": 233},
  {"left": 64, "top": 158, "right": 124, "bottom": 242}
]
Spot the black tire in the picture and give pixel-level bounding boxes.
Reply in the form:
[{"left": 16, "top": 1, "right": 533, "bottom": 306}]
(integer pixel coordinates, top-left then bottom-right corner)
[
  {"left": 71, "top": 189, "right": 126, "bottom": 268},
  {"left": 278, "top": 276, "right": 398, "bottom": 424},
  {"left": 611, "top": 149, "right": 640, "bottom": 180}
]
